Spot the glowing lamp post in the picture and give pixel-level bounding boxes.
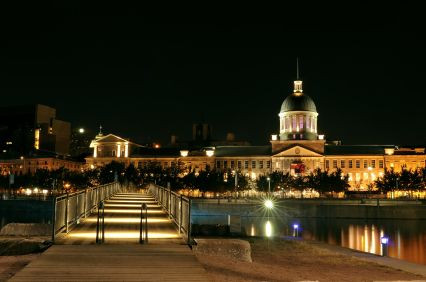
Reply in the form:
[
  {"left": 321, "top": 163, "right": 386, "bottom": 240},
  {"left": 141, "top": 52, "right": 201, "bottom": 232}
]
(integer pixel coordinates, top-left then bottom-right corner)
[
  {"left": 264, "top": 199, "right": 274, "bottom": 209},
  {"left": 381, "top": 236, "right": 389, "bottom": 256},
  {"left": 293, "top": 224, "right": 299, "bottom": 237},
  {"left": 267, "top": 177, "right": 271, "bottom": 195}
]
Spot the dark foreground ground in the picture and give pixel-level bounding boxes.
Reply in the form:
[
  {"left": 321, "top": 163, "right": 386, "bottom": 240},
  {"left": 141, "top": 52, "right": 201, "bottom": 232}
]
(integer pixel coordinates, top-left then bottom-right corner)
[{"left": 195, "top": 238, "right": 425, "bottom": 282}]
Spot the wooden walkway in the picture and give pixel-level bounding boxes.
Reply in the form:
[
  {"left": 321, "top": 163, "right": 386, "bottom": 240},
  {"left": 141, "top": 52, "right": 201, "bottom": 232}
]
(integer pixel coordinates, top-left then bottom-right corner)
[{"left": 9, "top": 192, "right": 209, "bottom": 281}]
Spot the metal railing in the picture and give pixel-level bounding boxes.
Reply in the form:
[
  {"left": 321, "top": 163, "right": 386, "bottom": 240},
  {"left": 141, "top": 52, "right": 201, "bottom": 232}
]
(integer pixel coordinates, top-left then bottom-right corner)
[
  {"left": 52, "top": 182, "right": 121, "bottom": 241},
  {"left": 148, "top": 184, "right": 192, "bottom": 244}
]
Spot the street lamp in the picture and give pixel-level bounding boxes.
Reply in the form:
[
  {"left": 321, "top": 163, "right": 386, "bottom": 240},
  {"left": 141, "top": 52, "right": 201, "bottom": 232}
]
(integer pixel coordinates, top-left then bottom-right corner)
[
  {"left": 264, "top": 199, "right": 274, "bottom": 209},
  {"left": 381, "top": 236, "right": 389, "bottom": 256},
  {"left": 266, "top": 177, "right": 271, "bottom": 195}
]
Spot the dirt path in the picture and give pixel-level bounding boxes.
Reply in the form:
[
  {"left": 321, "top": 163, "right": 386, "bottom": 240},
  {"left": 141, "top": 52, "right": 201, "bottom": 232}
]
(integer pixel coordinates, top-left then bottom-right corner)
[{"left": 195, "top": 238, "right": 425, "bottom": 282}]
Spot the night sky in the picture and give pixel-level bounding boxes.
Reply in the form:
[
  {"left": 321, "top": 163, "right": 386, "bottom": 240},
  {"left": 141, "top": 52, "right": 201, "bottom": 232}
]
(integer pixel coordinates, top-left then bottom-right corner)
[{"left": 2, "top": 9, "right": 425, "bottom": 146}]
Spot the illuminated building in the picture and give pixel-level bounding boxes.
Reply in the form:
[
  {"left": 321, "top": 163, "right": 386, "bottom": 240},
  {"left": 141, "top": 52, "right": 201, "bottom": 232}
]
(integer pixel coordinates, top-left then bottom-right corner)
[{"left": 85, "top": 78, "right": 425, "bottom": 190}]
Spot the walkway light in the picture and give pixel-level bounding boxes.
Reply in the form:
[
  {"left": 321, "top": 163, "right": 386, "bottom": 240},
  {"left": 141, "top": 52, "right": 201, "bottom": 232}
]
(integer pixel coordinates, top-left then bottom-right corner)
[{"left": 180, "top": 150, "right": 189, "bottom": 157}]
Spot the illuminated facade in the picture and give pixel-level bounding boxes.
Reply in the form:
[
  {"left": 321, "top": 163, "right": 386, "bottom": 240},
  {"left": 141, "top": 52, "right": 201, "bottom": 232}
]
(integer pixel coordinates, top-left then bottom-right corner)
[
  {"left": 0, "top": 156, "right": 83, "bottom": 176},
  {"left": 85, "top": 78, "right": 426, "bottom": 190}
]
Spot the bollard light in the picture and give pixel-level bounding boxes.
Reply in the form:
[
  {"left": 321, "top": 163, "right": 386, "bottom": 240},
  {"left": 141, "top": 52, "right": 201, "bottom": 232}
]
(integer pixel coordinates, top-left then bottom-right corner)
[
  {"left": 293, "top": 224, "right": 299, "bottom": 237},
  {"left": 381, "top": 236, "right": 389, "bottom": 256}
]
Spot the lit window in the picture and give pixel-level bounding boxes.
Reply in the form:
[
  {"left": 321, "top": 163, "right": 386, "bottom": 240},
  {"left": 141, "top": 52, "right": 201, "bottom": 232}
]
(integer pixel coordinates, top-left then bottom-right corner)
[
  {"left": 371, "top": 160, "right": 376, "bottom": 168},
  {"left": 275, "top": 161, "right": 280, "bottom": 168},
  {"left": 238, "top": 161, "right": 242, "bottom": 169},
  {"left": 349, "top": 160, "right": 353, "bottom": 168},
  {"left": 363, "top": 160, "right": 368, "bottom": 168},
  {"left": 259, "top": 161, "right": 264, "bottom": 169},
  {"left": 333, "top": 160, "right": 337, "bottom": 169},
  {"left": 299, "top": 116, "right": 304, "bottom": 130},
  {"left": 356, "top": 160, "right": 360, "bottom": 168},
  {"left": 251, "top": 160, "right": 256, "bottom": 169},
  {"left": 348, "top": 173, "right": 353, "bottom": 181},
  {"left": 266, "top": 161, "right": 271, "bottom": 169},
  {"left": 230, "top": 160, "right": 235, "bottom": 169},
  {"left": 340, "top": 160, "right": 345, "bottom": 168},
  {"left": 363, "top": 172, "right": 369, "bottom": 180},
  {"left": 325, "top": 160, "right": 330, "bottom": 169},
  {"left": 244, "top": 161, "right": 249, "bottom": 169},
  {"left": 292, "top": 116, "right": 297, "bottom": 131}
]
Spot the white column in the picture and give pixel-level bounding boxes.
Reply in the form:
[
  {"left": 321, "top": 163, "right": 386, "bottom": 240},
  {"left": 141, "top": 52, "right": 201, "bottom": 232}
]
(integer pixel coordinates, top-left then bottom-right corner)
[
  {"left": 125, "top": 143, "right": 129, "bottom": 158},
  {"left": 117, "top": 144, "right": 121, "bottom": 157},
  {"left": 93, "top": 145, "right": 97, "bottom": 158}
]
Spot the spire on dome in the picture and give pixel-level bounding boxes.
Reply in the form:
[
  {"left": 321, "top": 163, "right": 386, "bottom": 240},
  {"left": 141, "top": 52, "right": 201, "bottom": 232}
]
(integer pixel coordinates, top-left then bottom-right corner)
[{"left": 293, "top": 58, "right": 303, "bottom": 94}]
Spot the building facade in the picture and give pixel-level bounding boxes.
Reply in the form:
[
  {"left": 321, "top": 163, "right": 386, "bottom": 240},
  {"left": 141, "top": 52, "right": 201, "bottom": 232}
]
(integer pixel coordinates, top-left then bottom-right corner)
[
  {"left": 85, "top": 79, "right": 426, "bottom": 190},
  {"left": 0, "top": 104, "right": 71, "bottom": 156}
]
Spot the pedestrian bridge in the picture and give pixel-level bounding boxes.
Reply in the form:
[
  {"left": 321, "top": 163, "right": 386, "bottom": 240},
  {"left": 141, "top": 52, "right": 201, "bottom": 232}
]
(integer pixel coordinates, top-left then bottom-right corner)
[{"left": 10, "top": 190, "right": 209, "bottom": 281}]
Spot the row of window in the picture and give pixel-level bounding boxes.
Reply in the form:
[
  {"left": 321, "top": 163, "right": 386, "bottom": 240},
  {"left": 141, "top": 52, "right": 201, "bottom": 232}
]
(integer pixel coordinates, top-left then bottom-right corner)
[
  {"left": 216, "top": 160, "right": 271, "bottom": 170},
  {"left": 325, "top": 159, "right": 384, "bottom": 169}
]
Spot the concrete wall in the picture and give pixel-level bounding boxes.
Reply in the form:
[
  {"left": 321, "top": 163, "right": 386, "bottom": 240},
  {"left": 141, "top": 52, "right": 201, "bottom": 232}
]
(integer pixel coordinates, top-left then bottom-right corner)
[{"left": 191, "top": 199, "right": 426, "bottom": 220}]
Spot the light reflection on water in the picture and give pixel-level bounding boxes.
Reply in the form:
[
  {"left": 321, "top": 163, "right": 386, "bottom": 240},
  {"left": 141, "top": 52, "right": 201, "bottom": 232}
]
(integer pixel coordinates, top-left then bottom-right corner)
[{"left": 240, "top": 217, "right": 426, "bottom": 265}]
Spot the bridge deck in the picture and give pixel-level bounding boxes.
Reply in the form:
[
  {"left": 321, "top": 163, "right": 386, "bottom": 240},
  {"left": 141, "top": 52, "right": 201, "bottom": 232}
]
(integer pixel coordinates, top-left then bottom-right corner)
[
  {"left": 9, "top": 192, "right": 209, "bottom": 281},
  {"left": 9, "top": 244, "right": 208, "bottom": 281}
]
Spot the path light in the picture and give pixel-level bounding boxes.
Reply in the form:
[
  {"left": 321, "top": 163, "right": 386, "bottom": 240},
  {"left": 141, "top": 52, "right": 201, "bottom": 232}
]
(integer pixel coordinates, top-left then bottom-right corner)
[
  {"left": 293, "top": 224, "right": 299, "bottom": 237},
  {"left": 264, "top": 199, "right": 274, "bottom": 209},
  {"left": 381, "top": 236, "right": 389, "bottom": 256}
]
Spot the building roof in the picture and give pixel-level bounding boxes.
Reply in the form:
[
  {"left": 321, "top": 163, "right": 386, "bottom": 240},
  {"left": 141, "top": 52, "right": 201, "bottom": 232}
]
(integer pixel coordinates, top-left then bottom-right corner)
[
  {"left": 324, "top": 145, "right": 395, "bottom": 156},
  {"left": 281, "top": 93, "right": 317, "bottom": 113},
  {"left": 214, "top": 146, "right": 271, "bottom": 157},
  {"left": 131, "top": 147, "right": 181, "bottom": 158}
]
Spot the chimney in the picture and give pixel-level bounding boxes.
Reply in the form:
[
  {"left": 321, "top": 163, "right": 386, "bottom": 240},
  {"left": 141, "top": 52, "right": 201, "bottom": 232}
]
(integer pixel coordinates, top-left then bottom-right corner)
[{"left": 226, "top": 132, "right": 235, "bottom": 142}]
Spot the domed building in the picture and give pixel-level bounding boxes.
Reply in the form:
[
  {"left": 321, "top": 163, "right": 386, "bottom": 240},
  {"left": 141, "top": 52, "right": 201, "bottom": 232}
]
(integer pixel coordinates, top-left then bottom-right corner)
[
  {"left": 279, "top": 80, "right": 318, "bottom": 141},
  {"left": 85, "top": 73, "right": 426, "bottom": 191}
]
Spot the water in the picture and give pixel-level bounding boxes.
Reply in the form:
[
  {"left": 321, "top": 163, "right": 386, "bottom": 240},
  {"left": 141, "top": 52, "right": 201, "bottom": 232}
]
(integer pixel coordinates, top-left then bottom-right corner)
[
  {"left": 0, "top": 199, "right": 53, "bottom": 230},
  {"left": 241, "top": 217, "right": 426, "bottom": 265}
]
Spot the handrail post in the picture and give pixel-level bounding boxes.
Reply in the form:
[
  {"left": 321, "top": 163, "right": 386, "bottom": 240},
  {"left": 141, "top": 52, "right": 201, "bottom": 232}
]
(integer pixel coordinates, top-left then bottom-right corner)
[
  {"left": 102, "top": 201, "right": 105, "bottom": 243},
  {"left": 51, "top": 197, "right": 57, "bottom": 243},
  {"left": 145, "top": 203, "right": 148, "bottom": 244},
  {"left": 84, "top": 189, "right": 87, "bottom": 218},
  {"left": 187, "top": 198, "right": 192, "bottom": 245},
  {"left": 179, "top": 195, "right": 183, "bottom": 234},
  {"left": 96, "top": 201, "right": 101, "bottom": 244},
  {"left": 140, "top": 203, "right": 148, "bottom": 244},
  {"left": 168, "top": 188, "right": 171, "bottom": 218},
  {"left": 65, "top": 193, "right": 69, "bottom": 233}
]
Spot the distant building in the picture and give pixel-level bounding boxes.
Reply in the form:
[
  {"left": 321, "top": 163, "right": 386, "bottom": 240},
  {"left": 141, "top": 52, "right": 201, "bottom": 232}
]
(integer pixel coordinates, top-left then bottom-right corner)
[
  {"left": 0, "top": 152, "right": 84, "bottom": 176},
  {"left": 85, "top": 78, "right": 426, "bottom": 190},
  {"left": 0, "top": 104, "right": 71, "bottom": 156}
]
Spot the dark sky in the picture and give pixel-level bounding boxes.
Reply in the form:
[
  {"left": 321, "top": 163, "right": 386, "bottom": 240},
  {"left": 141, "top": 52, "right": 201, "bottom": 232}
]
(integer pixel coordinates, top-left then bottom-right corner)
[{"left": 1, "top": 8, "right": 425, "bottom": 146}]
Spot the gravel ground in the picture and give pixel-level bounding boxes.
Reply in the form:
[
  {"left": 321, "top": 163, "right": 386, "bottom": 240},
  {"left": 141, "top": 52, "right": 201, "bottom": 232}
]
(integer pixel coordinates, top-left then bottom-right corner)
[{"left": 195, "top": 238, "right": 425, "bottom": 282}]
